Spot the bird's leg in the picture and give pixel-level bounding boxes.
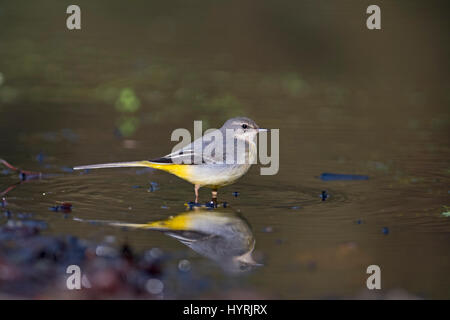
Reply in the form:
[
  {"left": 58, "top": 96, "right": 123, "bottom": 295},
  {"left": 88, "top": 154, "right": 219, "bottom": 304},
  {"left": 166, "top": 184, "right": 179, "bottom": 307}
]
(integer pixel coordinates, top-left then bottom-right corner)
[
  {"left": 194, "top": 184, "right": 200, "bottom": 203},
  {"left": 211, "top": 189, "right": 218, "bottom": 206}
]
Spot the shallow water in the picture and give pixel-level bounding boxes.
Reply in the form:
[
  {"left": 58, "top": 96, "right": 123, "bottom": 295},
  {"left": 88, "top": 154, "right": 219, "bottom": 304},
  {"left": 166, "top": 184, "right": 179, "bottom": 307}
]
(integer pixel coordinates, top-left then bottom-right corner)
[{"left": 0, "top": 1, "right": 449, "bottom": 299}]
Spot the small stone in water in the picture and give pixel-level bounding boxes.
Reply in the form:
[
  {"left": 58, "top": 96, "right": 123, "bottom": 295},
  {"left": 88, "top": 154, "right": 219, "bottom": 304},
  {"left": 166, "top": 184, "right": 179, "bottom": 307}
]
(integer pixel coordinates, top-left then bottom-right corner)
[
  {"left": 148, "top": 182, "right": 159, "bottom": 192},
  {"left": 320, "top": 190, "right": 329, "bottom": 201},
  {"left": 148, "top": 248, "right": 163, "bottom": 259},
  {"left": 145, "top": 278, "right": 164, "bottom": 295},
  {"left": 49, "top": 203, "right": 72, "bottom": 213},
  {"left": 60, "top": 202, "right": 72, "bottom": 212},
  {"left": 205, "top": 201, "right": 218, "bottom": 209},
  {"left": 187, "top": 201, "right": 195, "bottom": 210},
  {"left": 178, "top": 259, "right": 191, "bottom": 272},
  {"left": 35, "top": 152, "right": 46, "bottom": 163}
]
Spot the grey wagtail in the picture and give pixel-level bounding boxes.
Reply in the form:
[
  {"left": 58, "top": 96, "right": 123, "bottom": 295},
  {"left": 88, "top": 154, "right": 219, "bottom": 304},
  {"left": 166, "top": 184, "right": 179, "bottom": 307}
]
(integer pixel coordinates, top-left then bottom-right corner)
[{"left": 73, "top": 117, "right": 267, "bottom": 203}]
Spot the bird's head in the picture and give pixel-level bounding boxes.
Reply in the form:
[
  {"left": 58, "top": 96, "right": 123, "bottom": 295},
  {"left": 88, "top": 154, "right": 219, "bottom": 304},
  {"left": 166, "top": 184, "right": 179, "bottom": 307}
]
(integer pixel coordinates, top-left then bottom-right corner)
[{"left": 220, "top": 117, "right": 267, "bottom": 142}]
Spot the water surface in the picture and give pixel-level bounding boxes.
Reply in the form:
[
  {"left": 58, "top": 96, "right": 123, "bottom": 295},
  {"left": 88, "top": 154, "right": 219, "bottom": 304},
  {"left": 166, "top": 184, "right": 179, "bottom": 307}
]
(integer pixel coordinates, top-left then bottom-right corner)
[{"left": 0, "top": 1, "right": 449, "bottom": 299}]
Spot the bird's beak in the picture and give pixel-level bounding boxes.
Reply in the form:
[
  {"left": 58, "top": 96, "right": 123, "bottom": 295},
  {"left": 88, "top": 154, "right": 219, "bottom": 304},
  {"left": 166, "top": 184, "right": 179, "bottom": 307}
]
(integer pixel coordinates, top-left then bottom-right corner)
[{"left": 258, "top": 128, "right": 269, "bottom": 133}]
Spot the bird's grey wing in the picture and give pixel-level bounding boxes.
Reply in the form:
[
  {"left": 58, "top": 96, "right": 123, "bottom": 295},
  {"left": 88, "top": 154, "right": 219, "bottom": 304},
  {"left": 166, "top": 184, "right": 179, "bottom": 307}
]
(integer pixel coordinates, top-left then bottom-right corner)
[
  {"left": 164, "top": 231, "right": 213, "bottom": 247},
  {"left": 155, "top": 129, "right": 226, "bottom": 164}
]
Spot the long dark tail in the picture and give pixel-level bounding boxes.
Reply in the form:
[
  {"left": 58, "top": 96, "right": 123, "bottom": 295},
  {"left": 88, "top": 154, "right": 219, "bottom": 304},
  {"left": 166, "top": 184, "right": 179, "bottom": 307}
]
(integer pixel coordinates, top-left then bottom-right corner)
[{"left": 73, "top": 160, "right": 154, "bottom": 171}]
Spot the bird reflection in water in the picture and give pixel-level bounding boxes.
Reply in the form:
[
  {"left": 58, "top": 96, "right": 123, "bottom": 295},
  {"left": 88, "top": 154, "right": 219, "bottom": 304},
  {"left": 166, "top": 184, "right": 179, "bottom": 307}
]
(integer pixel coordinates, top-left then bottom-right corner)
[{"left": 106, "top": 209, "right": 261, "bottom": 273}]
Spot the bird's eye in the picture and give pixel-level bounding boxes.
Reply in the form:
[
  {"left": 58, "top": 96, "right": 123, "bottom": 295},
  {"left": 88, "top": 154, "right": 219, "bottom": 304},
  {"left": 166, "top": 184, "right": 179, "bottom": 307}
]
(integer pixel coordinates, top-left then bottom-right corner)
[{"left": 242, "top": 124, "right": 248, "bottom": 129}]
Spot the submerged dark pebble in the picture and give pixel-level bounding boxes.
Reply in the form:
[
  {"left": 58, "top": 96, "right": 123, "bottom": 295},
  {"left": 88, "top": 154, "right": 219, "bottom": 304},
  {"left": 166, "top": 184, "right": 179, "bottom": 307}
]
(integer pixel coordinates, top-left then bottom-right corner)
[
  {"left": 320, "top": 190, "right": 329, "bottom": 201},
  {"left": 1, "top": 197, "right": 7, "bottom": 208},
  {"left": 61, "top": 202, "right": 72, "bottom": 211},
  {"left": 187, "top": 201, "right": 203, "bottom": 210},
  {"left": 205, "top": 201, "right": 217, "bottom": 209},
  {"left": 149, "top": 182, "right": 159, "bottom": 192},
  {"left": 187, "top": 201, "right": 195, "bottom": 210},
  {"left": 319, "top": 173, "right": 369, "bottom": 181},
  {"left": 19, "top": 172, "right": 42, "bottom": 181},
  {"left": 121, "top": 243, "right": 134, "bottom": 262},
  {"left": 49, "top": 203, "right": 72, "bottom": 213}
]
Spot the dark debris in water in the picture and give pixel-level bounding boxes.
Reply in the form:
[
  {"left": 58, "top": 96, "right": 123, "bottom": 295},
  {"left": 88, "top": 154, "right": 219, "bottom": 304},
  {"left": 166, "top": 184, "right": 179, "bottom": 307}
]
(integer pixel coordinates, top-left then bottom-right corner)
[
  {"left": 319, "top": 173, "right": 369, "bottom": 181},
  {"left": 49, "top": 202, "right": 73, "bottom": 213},
  {"left": 320, "top": 190, "right": 329, "bottom": 201},
  {"left": 148, "top": 182, "right": 159, "bottom": 192},
  {"left": 0, "top": 219, "right": 172, "bottom": 299},
  {"left": 185, "top": 201, "right": 228, "bottom": 210}
]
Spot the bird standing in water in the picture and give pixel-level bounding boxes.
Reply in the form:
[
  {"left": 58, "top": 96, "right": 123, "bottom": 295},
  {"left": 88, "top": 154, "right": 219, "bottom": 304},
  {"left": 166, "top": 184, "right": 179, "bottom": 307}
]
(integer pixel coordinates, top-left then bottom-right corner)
[{"left": 74, "top": 117, "right": 267, "bottom": 204}]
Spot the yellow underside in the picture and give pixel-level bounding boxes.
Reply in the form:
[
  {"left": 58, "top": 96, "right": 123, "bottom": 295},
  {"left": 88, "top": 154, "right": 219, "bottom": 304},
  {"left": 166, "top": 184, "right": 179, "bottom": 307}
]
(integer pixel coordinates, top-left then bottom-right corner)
[
  {"left": 117, "top": 214, "right": 190, "bottom": 231},
  {"left": 140, "top": 161, "right": 191, "bottom": 181},
  {"left": 146, "top": 214, "right": 190, "bottom": 230}
]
